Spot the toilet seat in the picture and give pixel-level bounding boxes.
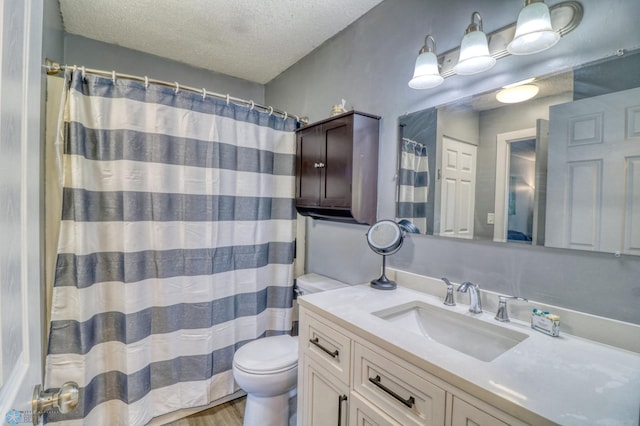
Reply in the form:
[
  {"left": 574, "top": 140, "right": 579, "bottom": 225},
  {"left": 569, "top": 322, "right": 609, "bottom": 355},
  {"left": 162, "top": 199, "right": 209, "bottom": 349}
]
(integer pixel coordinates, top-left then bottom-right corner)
[{"left": 233, "top": 335, "right": 298, "bottom": 375}]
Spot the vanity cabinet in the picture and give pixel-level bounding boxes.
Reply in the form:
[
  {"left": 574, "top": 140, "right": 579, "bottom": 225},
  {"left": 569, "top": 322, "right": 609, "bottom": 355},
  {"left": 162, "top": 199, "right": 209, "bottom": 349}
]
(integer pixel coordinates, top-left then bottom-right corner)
[
  {"left": 295, "top": 111, "right": 380, "bottom": 225},
  {"left": 298, "top": 306, "right": 529, "bottom": 426}
]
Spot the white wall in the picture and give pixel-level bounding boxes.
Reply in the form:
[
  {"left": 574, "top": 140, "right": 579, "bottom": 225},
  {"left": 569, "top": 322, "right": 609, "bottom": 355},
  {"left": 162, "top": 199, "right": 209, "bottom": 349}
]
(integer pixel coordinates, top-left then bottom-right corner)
[{"left": 265, "top": 0, "right": 640, "bottom": 324}]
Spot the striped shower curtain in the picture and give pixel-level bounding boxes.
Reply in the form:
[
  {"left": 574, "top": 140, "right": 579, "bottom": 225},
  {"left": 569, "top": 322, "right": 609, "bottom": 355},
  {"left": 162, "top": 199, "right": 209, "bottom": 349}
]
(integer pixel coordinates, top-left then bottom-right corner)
[
  {"left": 44, "top": 71, "right": 297, "bottom": 425},
  {"left": 396, "top": 138, "right": 429, "bottom": 234}
]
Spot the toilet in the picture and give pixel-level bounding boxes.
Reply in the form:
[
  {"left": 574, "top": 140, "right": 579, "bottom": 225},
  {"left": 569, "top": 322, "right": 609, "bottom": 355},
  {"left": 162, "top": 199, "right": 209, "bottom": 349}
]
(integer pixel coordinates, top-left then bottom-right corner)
[{"left": 232, "top": 273, "right": 348, "bottom": 426}]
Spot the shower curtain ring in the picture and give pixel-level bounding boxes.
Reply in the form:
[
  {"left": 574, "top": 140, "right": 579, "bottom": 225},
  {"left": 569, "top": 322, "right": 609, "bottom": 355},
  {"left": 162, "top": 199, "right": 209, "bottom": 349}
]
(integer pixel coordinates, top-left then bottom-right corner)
[
  {"left": 174, "top": 82, "right": 180, "bottom": 94},
  {"left": 144, "top": 76, "right": 149, "bottom": 89},
  {"left": 226, "top": 94, "right": 230, "bottom": 105},
  {"left": 249, "top": 100, "right": 255, "bottom": 111},
  {"left": 283, "top": 112, "right": 288, "bottom": 120},
  {"left": 202, "top": 88, "right": 207, "bottom": 100},
  {"left": 112, "top": 71, "right": 116, "bottom": 84},
  {"left": 268, "top": 106, "right": 273, "bottom": 116},
  {"left": 81, "top": 66, "right": 86, "bottom": 79}
]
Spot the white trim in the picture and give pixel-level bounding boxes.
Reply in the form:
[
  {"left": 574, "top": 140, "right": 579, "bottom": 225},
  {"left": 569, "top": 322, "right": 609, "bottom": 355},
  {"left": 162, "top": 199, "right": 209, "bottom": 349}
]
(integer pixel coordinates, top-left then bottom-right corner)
[{"left": 493, "top": 128, "right": 536, "bottom": 242}]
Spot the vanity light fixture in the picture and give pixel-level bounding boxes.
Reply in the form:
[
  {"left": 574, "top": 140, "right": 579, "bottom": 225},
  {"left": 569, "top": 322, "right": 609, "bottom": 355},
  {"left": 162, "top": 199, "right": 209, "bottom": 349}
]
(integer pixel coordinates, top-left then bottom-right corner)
[
  {"left": 453, "top": 12, "right": 496, "bottom": 75},
  {"left": 408, "top": 35, "right": 444, "bottom": 89},
  {"left": 508, "top": 0, "right": 560, "bottom": 55},
  {"left": 407, "top": 1, "right": 583, "bottom": 89}
]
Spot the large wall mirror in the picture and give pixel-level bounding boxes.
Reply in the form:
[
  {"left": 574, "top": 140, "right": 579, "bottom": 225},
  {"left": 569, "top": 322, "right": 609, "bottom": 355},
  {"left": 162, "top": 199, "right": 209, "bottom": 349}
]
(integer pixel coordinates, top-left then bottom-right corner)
[{"left": 397, "top": 49, "right": 640, "bottom": 255}]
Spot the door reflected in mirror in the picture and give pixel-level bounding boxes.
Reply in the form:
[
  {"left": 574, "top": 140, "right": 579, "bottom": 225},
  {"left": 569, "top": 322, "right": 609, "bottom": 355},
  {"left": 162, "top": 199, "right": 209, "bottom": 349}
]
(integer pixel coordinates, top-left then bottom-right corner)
[{"left": 396, "top": 49, "right": 640, "bottom": 255}]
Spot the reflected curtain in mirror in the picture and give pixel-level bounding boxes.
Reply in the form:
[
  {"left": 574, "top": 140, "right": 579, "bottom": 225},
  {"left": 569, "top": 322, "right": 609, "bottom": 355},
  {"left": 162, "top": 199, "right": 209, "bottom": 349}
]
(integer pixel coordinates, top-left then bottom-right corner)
[{"left": 397, "top": 138, "right": 429, "bottom": 233}]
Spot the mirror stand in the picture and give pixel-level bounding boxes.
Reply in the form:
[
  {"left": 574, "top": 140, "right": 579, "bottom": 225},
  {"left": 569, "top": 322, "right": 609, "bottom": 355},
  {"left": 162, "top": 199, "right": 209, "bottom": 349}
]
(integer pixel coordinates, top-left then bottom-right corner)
[{"left": 371, "top": 255, "right": 396, "bottom": 290}]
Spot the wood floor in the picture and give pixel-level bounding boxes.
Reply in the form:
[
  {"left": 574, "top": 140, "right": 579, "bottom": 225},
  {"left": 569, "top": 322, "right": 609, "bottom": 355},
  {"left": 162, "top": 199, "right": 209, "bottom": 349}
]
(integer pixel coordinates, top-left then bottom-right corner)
[{"left": 164, "top": 396, "right": 246, "bottom": 426}]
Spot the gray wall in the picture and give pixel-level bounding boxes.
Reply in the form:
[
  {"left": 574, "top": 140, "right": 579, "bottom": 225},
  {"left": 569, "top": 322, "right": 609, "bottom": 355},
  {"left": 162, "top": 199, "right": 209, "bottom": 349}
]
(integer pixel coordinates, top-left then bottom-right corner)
[
  {"left": 43, "top": 0, "right": 64, "bottom": 62},
  {"left": 265, "top": 0, "right": 640, "bottom": 324},
  {"left": 63, "top": 34, "right": 265, "bottom": 103}
]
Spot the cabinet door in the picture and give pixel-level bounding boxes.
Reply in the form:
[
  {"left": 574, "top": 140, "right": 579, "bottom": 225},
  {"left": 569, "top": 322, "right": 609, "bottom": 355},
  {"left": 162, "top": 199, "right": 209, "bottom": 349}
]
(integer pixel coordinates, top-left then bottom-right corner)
[
  {"left": 302, "top": 356, "right": 350, "bottom": 426},
  {"left": 322, "top": 119, "right": 353, "bottom": 208},
  {"left": 451, "top": 397, "right": 509, "bottom": 426},
  {"left": 297, "top": 126, "right": 325, "bottom": 206}
]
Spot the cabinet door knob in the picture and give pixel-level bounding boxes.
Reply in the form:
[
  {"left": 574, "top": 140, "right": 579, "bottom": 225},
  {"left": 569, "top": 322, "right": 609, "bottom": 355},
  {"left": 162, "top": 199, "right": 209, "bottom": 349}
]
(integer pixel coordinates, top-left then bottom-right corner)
[{"left": 314, "top": 162, "right": 325, "bottom": 168}]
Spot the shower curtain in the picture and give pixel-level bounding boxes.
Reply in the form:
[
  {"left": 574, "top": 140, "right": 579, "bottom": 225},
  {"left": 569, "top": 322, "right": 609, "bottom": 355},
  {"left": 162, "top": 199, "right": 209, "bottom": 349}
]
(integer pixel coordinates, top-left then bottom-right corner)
[
  {"left": 44, "top": 70, "right": 297, "bottom": 425},
  {"left": 397, "top": 138, "right": 429, "bottom": 233}
]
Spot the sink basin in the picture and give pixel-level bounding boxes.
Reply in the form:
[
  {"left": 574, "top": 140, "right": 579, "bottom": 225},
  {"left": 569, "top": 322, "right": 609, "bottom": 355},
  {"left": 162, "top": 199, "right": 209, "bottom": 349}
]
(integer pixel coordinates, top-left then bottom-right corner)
[{"left": 373, "top": 301, "right": 528, "bottom": 362}]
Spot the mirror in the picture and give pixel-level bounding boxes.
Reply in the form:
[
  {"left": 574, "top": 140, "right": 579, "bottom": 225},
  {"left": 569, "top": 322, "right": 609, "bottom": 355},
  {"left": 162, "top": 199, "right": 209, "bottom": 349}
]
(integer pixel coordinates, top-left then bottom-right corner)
[
  {"left": 367, "top": 220, "right": 404, "bottom": 290},
  {"left": 397, "top": 49, "right": 640, "bottom": 255}
]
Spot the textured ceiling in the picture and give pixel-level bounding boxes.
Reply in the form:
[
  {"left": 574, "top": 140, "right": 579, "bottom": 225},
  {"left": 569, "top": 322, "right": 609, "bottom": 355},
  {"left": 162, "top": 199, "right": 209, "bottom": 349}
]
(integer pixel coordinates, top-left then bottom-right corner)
[{"left": 59, "top": 0, "right": 384, "bottom": 84}]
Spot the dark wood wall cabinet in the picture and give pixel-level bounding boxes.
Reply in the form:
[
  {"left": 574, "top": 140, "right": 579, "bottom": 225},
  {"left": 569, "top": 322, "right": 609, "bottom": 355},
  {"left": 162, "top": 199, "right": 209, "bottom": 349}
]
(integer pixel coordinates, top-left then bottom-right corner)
[{"left": 295, "top": 111, "right": 380, "bottom": 225}]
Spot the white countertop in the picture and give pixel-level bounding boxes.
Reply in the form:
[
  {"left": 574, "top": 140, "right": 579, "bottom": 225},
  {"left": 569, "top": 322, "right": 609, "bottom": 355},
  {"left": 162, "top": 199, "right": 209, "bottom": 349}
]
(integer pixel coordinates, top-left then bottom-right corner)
[{"left": 298, "top": 284, "right": 640, "bottom": 426}]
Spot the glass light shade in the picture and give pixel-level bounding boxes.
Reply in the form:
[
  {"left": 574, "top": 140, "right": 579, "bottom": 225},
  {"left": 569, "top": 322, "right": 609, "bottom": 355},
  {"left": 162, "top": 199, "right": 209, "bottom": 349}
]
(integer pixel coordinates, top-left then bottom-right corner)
[
  {"left": 507, "top": 2, "right": 560, "bottom": 55},
  {"left": 453, "top": 30, "right": 496, "bottom": 75},
  {"left": 409, "top": 51, "right": 443, "bottom": 89},
  {"left": 496, "top": 84, "right": 539, "bottom": 103}
]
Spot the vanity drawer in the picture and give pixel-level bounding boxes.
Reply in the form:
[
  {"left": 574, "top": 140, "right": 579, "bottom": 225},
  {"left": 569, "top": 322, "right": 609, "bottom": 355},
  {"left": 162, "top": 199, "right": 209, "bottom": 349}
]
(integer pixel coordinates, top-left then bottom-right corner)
[
  {"left": 349, "top": 391, "right": 403, "bottom": 426},
  {"left": 300, "top": 310, "right": 352, "bottom": 386},
  {"left": 353, "top": 343, "right": 446, "bottom": 426}
]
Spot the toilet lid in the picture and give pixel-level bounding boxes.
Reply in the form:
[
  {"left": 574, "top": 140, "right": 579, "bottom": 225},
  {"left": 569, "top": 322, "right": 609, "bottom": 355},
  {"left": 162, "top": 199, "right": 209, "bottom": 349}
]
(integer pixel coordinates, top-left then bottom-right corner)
[{"left": 233, "top": 335, "right": 298, "bottom": 374}]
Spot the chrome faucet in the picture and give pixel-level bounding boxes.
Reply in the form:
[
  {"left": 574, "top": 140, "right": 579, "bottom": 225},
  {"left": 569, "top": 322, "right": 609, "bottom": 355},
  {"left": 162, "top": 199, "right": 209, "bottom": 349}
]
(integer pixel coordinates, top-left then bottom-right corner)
[
  {"left": 495, "top": 295, "right": 528, "bottom": 322},
  {"left": 457, "top": 281, "right": 482, "bottom": 313},
  {"left": 440, "top": 278, "right": 456, "bottom": 306}
]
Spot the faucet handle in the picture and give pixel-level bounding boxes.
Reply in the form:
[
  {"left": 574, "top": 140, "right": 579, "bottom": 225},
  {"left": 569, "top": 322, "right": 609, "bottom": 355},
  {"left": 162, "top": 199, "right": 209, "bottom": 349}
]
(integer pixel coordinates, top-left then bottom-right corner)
[
  {"left": 440, "top": 278, "right": 456, "bottom": 306},
  {"left": 495, "top": 295, "right": 528, "bottom": 322}
]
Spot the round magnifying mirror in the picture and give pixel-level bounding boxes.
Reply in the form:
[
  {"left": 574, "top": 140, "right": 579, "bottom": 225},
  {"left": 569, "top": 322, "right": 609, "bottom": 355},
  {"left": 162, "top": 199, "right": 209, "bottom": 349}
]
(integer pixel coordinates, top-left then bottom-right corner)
[
  {"left": 367, "top": 220, "right": 403, "bottom": 255},
  {"left": 366, "top": 220, "right": 405, "bottom": 290}
]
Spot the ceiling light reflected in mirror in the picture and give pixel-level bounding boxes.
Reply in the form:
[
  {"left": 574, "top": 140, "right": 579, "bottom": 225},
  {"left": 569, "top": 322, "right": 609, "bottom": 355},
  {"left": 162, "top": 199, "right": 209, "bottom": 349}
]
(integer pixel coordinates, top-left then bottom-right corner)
[{"left": 496, "top": 84, "right": 540, "bottom": 103}]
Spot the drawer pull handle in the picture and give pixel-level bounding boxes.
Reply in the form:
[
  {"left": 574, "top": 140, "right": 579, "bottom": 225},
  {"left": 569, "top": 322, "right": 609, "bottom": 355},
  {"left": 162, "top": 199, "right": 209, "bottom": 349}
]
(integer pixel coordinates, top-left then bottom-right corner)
[
  {"left": 309, "top": 337, "right": 339, "bottom": 358},
  {"left": 337, "top": 394, "right": 347, "bottom": 426},
  {"left": 369, "top": 375, "right": 416, "bottom": 408}
]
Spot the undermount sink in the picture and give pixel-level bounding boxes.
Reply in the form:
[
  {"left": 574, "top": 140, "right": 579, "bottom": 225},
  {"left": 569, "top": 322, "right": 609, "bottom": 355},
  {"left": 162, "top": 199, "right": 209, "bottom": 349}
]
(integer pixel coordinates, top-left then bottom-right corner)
[{"left": 373, "top": 301, "right": 529, "bottom": 362}]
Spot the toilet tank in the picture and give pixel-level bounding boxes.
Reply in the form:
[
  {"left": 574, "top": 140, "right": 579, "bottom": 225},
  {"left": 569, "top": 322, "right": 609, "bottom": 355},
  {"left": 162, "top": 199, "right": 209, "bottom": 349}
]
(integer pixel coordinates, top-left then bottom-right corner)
[{"left": 295, "top": 273, "right": 348, "bottom": 296}]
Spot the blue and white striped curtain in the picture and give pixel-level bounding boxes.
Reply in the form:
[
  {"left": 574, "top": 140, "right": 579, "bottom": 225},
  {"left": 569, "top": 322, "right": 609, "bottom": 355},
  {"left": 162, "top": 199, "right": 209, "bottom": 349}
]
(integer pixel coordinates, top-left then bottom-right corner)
[
  {"left": 44, "top": 70, "right": 297, "bottom": 425},
  {"left": 396, "top": 138, "right": 429, "bottom": 234}
]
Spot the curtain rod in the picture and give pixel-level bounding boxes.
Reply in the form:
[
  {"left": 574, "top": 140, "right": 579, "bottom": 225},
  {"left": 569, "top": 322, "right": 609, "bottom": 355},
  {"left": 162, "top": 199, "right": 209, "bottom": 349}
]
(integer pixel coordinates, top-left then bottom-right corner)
[{"left": 43, "top": 58, "right": 309, "bottom": 125}]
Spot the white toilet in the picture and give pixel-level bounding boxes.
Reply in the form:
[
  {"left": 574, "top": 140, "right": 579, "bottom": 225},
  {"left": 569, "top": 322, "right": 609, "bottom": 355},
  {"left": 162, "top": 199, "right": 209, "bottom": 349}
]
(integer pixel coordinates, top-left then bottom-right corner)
[{"left": 232, "top": 273, "right": 348, "bottom": 426}]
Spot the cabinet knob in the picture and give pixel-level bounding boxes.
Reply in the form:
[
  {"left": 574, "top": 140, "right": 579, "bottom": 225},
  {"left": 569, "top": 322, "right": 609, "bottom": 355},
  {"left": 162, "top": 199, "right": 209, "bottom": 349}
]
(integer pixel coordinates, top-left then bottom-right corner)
[{"left": 314, "top": 162, "right": 326, "bottom": 168}]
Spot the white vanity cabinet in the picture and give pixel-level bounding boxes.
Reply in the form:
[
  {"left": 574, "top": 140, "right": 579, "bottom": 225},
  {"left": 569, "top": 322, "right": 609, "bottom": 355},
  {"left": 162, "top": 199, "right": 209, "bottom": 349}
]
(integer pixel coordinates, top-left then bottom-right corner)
[
  {"left": 299, "top": 309, "right": 352, "bottom": 425},
  {"left": 298, "top": 306, "right": 528, "bottom": 426}
]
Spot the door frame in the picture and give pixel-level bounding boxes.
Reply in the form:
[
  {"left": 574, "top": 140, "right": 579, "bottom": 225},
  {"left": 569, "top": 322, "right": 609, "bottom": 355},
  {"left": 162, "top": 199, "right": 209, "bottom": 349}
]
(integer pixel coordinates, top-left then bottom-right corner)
[
  {"left": 0, "top": 0, "right": 45, "bottom": 421},
  {"left": 493, "top": 128, "right": 536, "bottom": 243}
]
